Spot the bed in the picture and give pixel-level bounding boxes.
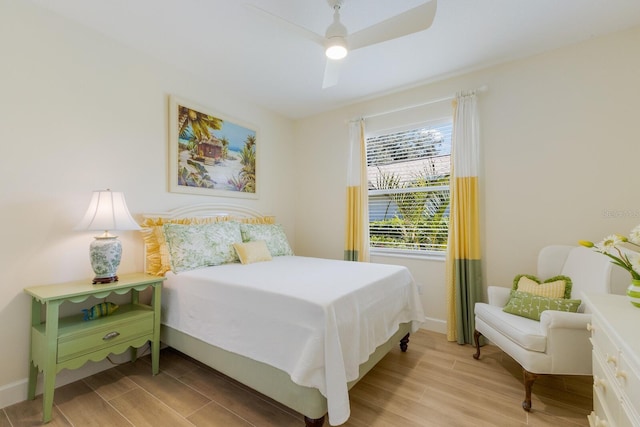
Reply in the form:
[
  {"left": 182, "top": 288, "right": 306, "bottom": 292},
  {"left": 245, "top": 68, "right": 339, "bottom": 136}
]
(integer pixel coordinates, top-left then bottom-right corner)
[{"left": 141, "top": 203, "right": 425, "bottom": 426}]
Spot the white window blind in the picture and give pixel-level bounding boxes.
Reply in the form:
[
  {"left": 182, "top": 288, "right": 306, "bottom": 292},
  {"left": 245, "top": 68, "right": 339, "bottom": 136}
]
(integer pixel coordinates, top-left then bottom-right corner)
[{"left": 367, "top": 121, "right": 451, "bottom": 254}]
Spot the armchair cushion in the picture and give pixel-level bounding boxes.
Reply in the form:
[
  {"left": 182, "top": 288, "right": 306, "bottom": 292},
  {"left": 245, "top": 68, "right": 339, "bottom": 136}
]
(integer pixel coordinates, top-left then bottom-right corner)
[
  {"left": 512, "top": 274, "right": 573, "bottom": 299},
  {"left": 503, "top": 290, "right": 582, "bottom": 321},
  {"left": 474, "top": 302, "right": 547, "bottom": 352}
]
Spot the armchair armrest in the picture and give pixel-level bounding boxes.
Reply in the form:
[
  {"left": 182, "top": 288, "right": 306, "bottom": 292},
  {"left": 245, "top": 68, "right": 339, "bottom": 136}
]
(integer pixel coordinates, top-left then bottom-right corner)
[
  {"left": 487, "top": 286, "right": 511, "bottom": 307},
  {"left": 539, "top": 310, "right": 593, "bottom": 374},
  {"left": 539, "top": 310, "right": 591, "bottom": 331}
]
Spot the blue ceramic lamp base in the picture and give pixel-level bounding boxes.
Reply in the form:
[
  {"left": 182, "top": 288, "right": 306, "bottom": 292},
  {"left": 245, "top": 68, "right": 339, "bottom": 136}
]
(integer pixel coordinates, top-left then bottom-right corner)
[{"left": 90, "top": 235, "right": 122, "bottom": 284}]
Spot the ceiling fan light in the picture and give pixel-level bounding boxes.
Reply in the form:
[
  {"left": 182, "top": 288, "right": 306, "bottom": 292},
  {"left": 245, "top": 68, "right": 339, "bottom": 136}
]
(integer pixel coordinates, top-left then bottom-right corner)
[{"left": 325, "top": 37, "right": 348, "bottom": 60}]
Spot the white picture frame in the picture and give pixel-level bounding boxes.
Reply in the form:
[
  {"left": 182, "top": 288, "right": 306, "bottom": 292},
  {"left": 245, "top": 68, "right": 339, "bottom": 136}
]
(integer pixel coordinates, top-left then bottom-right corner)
[{"left": 168, "top": 95, "right": 259, "bottom": 199}]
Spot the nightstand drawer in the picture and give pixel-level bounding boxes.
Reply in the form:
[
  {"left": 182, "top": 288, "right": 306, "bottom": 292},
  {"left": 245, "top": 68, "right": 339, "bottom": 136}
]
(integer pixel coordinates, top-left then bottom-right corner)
[{"left": 57, "top": 306, "right": 154, "bottom": 363}]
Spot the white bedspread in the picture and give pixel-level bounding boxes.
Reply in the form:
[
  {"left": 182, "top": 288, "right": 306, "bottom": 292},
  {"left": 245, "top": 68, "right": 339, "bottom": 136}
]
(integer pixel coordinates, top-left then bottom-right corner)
[{"left": 161, "top": 256, "right": 424, "bottom": 425}]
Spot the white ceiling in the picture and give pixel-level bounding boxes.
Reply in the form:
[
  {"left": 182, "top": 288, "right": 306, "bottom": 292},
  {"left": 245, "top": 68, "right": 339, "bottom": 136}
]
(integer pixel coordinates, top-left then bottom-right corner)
[{"left": 29, "top": 0, "right": 640, "bottom": 119}]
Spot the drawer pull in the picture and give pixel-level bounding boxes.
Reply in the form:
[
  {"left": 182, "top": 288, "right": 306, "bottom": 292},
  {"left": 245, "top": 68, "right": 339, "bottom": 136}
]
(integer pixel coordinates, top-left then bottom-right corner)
[
  {"left": 615, "top": 369, "right": 627, "bottom": 380},
  {"left": 102, "top": 331, "right": 120, "bottom": 341},
  {"left": 593, "top": 375, "right": 606, "bottom": 390},
  {"left": 606, "top": 354, "right": 617, "bottom": 366},
  {"left": 587, "top": 322, "right": 594, "bottom": 332}
]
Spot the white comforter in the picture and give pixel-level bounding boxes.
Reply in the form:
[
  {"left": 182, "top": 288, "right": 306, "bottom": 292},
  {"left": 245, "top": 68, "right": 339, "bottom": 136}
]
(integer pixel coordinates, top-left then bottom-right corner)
[{"left": 161, "top": 256, "right": 424, "bottom": 425}]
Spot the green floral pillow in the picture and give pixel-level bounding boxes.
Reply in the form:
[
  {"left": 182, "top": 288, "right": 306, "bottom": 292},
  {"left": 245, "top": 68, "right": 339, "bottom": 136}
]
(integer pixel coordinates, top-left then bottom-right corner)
[
  {"left": 163, "top": 222, "right": 242, "bottom": 272},
  {"left": 240, "top": 223, "right": 293, "bottom": 256},
  {"left": 503, "top": 290, "right": 582, "bottom": 321}
]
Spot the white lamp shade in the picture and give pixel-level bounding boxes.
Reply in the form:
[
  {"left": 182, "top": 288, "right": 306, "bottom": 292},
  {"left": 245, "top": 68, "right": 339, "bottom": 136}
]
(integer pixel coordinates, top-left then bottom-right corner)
[{"left": 75, "top": 190, "right": 141, "bottom": 232}]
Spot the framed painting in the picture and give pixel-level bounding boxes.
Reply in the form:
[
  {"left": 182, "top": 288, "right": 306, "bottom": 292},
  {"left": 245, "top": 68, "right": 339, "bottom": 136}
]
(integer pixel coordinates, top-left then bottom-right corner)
[{"left": 168, "top": 95, "right": 258, "bottom": 199}]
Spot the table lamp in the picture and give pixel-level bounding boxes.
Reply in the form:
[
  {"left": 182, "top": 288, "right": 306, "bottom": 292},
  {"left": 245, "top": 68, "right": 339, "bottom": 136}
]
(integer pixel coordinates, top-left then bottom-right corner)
[{"left": 75, "top": 189, "right": 141, "bottom": 284}]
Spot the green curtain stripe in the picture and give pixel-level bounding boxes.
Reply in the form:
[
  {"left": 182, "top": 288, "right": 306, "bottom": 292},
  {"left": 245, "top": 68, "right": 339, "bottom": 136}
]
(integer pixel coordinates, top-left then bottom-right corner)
[
  {"left": 344, "top": 250, "right": 359, "bottom": 262},
  {"left": 454, "top": 258, "right": 483, "bottom": 345}
]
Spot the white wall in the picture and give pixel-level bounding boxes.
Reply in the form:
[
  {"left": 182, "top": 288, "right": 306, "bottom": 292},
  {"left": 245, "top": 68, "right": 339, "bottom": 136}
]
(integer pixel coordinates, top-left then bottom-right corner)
[
  {"left": 0, "top": 0, "right": 296, "bottom": 408},
  {"left": 294, "top": 26, "right": 640, "bottom": 331}
]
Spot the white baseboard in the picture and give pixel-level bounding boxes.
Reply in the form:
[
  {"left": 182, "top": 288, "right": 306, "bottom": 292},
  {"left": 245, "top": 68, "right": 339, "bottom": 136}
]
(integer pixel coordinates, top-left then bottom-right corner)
[
  {"left": 0, "top": 352, "right": 132, "bottom": 410},
  {"left": 420, "top": 316, "right": 447, "bottom": 334}
]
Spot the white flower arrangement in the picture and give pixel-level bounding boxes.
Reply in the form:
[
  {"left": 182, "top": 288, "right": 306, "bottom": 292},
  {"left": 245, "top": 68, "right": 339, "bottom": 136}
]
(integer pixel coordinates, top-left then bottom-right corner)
[{"left": 579, "top": 224, "right": 640, "bottom": 280}]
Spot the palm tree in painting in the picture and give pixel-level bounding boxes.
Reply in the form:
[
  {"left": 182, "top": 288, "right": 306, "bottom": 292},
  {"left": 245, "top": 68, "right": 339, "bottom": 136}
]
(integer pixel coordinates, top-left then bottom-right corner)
[
  {"left": 176, "top": 106, "right": 223, "bottom": 188},
  {"left": 245, "top": 134, "right": 256, "bottom": 149},
  {"left": 178, "top": 106, "right": 223, "bottom": 142},
  {"left": 238, "top": 134, "right": 256, "bottom": 193},
  {"left": 220, "top": 137, "right": 230, "bottom": 160}
]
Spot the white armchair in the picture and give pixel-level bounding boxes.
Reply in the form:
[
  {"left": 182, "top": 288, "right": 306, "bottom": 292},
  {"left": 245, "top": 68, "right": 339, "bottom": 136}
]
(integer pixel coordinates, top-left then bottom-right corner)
[{"left": 473, "top": 245, "right": 614, "bottom": 411}]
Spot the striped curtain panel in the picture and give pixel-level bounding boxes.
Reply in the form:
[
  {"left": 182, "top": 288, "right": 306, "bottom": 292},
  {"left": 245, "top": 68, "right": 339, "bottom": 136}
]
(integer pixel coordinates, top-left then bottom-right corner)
[
  {"left": 344, "top": 120, "right": 370, "bottom": 262},
  {"left": 446, "top": 92, "right": 483, "bottom": 344}
]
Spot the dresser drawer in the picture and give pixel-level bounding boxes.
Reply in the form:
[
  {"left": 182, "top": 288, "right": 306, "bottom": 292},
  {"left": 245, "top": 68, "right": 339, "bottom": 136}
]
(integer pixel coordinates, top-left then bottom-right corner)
[
  {"left": 592, "top": 386, "right": 613, "bottom": 427},
  {"left": 617, "top": 352, "right": 640, "bottom": 423},
  {"left": 591, "top": 317, "right": 619, "bottom": 373},
  {"left": 619, "top": 398, "right": 640, "bottom": 427},
  {"left": 592, "top": 350, "right": 619, "bottom": 423},
  {"left": 57, "top": 307, "right": 154, "bottom": 363}
]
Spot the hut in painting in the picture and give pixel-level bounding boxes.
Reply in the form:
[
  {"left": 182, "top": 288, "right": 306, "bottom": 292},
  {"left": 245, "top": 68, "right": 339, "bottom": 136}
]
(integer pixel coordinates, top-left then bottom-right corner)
[{"left": 197, "top": 137, "right": 223, "bottom": 165}]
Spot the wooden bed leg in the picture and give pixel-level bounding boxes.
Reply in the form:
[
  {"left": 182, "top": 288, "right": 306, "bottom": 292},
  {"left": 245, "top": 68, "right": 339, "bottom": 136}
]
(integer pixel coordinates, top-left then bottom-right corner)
[
  {"left": 522, "top": 370, "right": 538, "bottom": 412},
  {"left": 400, "top": 333, "right": 410, "bottom": 352},
  {"left": 472, "top": 329, "right": 482, "bottom": 360},
  {"left": 304, "top": 415, "right": 325, "bottom": 426}
]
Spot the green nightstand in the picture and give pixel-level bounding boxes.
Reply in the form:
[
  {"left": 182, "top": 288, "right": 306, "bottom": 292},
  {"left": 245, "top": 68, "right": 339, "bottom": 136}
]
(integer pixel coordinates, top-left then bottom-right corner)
[{"left": 24, "top": 272, "right": 165, "bottom": 423}]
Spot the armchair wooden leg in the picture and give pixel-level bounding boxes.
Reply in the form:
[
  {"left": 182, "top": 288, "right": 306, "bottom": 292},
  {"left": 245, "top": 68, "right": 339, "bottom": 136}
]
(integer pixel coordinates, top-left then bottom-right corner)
[
  {"left": 472, "top": 329, "right": 482, "bottom": 360},
  {"left": 304, "top": 415, "right": 325, "bottom": 426},
  {"left": 522, "top": 370, "right": 538, "bottom": 412}
]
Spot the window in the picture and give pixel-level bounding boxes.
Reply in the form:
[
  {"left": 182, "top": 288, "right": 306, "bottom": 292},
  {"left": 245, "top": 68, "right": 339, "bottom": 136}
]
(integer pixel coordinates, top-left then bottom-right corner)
[{"left": 367, "top": 121, "right": 452, "bottom": 256}]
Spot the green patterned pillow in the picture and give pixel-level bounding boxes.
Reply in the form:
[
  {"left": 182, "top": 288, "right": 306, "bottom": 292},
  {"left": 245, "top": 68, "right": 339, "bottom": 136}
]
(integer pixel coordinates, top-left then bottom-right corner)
[
  {"left": 163, "top": 222, "right": 242, "bottom": 272},
  {"left": 503, "top": 290, "right": 581, "bottom": 321},
  {"left": 240, "top": 223, "right": 293, "bottom": 256}
]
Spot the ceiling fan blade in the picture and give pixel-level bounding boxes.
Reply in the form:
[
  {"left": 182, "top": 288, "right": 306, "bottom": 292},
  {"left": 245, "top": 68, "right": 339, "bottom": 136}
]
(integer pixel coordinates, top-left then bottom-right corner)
[
  {"left": 322, "top": 59, "right": 343, "bottom": 89},
  {"left": 348, "top": 0, "right": 437, "bottom": 51},
  {"left": 245, "top": 3, "right": 325, "bottom": 46}
]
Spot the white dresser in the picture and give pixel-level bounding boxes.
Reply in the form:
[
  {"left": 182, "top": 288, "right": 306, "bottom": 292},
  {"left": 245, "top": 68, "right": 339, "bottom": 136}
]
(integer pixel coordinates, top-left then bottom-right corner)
[{"left": 584, "top": 293, "right": 640, "bottom": 427}]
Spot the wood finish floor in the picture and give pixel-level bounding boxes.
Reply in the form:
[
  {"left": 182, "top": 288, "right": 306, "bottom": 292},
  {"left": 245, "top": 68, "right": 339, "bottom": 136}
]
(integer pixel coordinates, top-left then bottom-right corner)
[{"left": 1, "top": 330, "right": 592, "bottom": 427}]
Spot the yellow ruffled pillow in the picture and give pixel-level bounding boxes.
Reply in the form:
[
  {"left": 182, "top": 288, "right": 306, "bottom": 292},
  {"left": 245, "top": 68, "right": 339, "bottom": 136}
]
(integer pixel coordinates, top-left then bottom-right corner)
[{"left": 140, "top": 215, "right": 275, "bottom": 276}]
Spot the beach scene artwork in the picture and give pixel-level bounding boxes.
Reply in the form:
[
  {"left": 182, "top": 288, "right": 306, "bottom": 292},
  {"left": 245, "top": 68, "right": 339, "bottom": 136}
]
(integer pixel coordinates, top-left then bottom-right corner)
[{"left": 170, "top": 97, "right": 257, "bottom": 198}]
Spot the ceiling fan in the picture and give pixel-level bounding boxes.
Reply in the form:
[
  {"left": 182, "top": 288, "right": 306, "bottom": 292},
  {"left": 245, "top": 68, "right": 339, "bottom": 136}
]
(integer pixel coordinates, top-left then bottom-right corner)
[{"left": 247, "top": 0, "right": 437, "bottom": 88}]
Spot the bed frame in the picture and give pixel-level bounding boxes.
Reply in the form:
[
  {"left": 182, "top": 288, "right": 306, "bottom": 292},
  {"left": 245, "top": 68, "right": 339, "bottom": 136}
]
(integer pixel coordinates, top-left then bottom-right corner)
[{"left": 144, "top": 203, "right": 413, "bottom": 426}]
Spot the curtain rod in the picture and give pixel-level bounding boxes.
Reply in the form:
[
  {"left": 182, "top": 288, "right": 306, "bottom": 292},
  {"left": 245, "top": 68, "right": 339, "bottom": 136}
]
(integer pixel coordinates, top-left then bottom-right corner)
[{"left": 350, "top": 85, "right": 488, "bottom": 123}]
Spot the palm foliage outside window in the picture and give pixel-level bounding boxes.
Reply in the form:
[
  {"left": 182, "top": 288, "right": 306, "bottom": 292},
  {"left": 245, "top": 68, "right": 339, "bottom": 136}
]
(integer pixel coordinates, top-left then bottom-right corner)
[{"left": 367, "top": 122, "right": 451, "bottom": 254}]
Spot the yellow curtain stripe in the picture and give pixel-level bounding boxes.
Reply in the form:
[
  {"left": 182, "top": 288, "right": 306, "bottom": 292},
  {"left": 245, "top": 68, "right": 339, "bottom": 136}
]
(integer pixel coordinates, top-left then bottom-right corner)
[
  {"left": 449, "top": 176, "right": 481, "bottom": 259},
  {"left": 344, "top": 186, "right": 363, "bottom": 255}
]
